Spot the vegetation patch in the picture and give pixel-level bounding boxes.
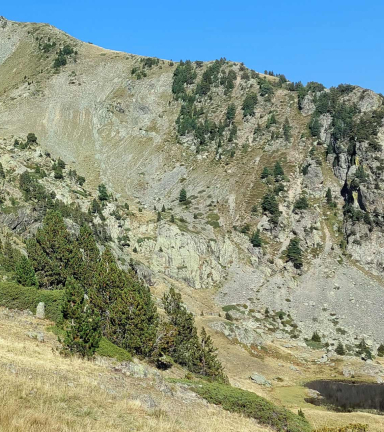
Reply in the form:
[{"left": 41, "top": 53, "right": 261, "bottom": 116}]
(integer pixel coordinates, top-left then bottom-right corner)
[
  {"left": 0, "top": 282, "right": 64, "bottom": 322},
  {"left": 188, "top": 381, "right": 311, "bottom": 432}
]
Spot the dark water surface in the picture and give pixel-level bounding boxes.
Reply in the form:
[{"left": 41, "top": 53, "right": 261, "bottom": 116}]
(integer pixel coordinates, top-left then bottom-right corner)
[{"left": 306, "top": 380, "right": 384, "bottom": 412}]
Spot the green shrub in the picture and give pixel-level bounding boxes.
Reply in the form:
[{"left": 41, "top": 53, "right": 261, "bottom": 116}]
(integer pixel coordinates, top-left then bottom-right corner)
[
  {"left": 0, "top": 282, "right": 64, "bottom": 322},
  {"left": 190, "top": 382, "right": 311, "bottom": 432},
  {"left": 47, "top": 328, "right": 132, "bottom": 362}
]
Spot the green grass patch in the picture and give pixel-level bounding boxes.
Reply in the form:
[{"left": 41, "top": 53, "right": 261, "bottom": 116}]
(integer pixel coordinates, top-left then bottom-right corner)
[
  {"left": 222, "top": 305, "right": 241, "bottom": 313},
  {"left": 305, "top": 340, "right": 324, "bottom": 350},
  {"left": 96, "top": 337, "right": 132, "bottom": 362},
  {"left": 187, "top": 381, "right": 311, "bottom": 432}
]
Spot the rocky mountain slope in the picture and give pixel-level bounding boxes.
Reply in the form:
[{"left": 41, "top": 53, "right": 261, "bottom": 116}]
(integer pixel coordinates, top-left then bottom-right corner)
[{"left": 1, "top": 15, "right": 384, "bottom": 382}]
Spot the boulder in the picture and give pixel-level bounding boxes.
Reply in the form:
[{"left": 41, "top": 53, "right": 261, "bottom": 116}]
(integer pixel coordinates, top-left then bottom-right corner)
[
  {"left": 250, "top": 373, "right": 272, "bottom": 387},
  {"left": 36, "top": 302, "right": 45, "bottom": 319}
]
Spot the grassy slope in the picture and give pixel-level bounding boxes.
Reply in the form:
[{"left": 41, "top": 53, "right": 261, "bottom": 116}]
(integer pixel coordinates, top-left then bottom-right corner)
[{"left": 0, "top": 307, "right": 272, "bottom": 432}]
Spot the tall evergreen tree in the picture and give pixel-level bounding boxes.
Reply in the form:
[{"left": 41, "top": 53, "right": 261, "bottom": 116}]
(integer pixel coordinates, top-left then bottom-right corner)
[
  {"left": 0, "top": 162, "right": 5, "bottom": 179},
  {"left": 27, "top": 211, "right": 83, "bottom": 288},
  {"left": 77, "top": 224, "right": 99, "bottom": 289},
  {"left": 226, "top": 103, "right": 236, "bottom": 125},
  {"left": 326, "top": 187, "right": 333, "bottom": 205},
  {"left": 260, "top": 167, "right": 271, "bottom": 179},
  {"left": 98, "top": 184, "right": 109, "bottom": 201},
  {"left": 90, "top": 248, "right": 158, "bottom": 356},
  {"left": 273, "top": 161, "right": 285, "bottom": 180},
  {"left": 179, "top": 188, "right": 187, "bottom": 203},
  {"left": 283, "top": 117, "right": 291, "bottom": 142},
  {"left": 62, "top": 277, "right": 101, "bottom": 358},
  {"left": 199, "top": 327, "right": 227, "bottom": 382},
  {"left": 286, "top": 237, "right": 303, "bottom": 269},
  {"left": 15, "top": 255, "right": 38, "bottom": 287},
  {"left": 162, "top": 287, "right": 201, "bottom": 371},
  {"left": 250, "top": 230, "right": 262, "bottom": 248}
]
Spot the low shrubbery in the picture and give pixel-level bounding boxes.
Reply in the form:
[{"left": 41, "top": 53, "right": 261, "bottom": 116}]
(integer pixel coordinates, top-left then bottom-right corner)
[
  {"left": 189, "top": 381, "right": 311, "bottom": 432},
  {"left": 0, "top": 282, "right": 64, "bottom": 322}
]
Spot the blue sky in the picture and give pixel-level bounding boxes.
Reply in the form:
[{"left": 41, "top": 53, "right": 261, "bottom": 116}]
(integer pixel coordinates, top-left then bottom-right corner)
[{"left": 2, "top": 1, "right": 383, "bottom": 93}]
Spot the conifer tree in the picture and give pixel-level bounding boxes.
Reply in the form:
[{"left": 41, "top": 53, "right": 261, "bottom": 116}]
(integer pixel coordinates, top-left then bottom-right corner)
[
  {"left": 226, "top": 103, "right": 236, "bottom": 125},
  {"left": 98, "top": 183, "right": 109, "bottom": 201},
  {"left": 326, "top": 187, "right": 333, "bottom": 205},
  {"left": 286, "top": 237, "right": 303, "bottom": 268},
  {"left": 62, "top": 277, "right": 101, "bottom": 358},
  {"left": 15, "top": 255, "right": 38, "bottom": 287},
  {"left": 260, "top": 167, "right": 271, "bottom": 179},
  {"left": 377, "top": 344, "right": 384, "bottom": 357},
  {"left": 273, "top": 161, "right": 285, "bottom": 180},
  {"left": 179, "top": 188, "right": 187, "bottom": 203},
  {"left": 90, "top": 248, "right": 158, "bottom": 356},
  {"left": 283, "top": 117, "right": 291, "bottom": 142},
  {"left": 335, "top": 341, "right": 345, "bottom": 355},
  {"left": 157, "top": 211, "right": 162, "bottom": 222},
  {"left": 161, "top": 204, "right": 166, "bottom": 212},
  {"left": 27, "top": 211, "right": 83, "bottom": 288},
  {"left": 199, "top": 327, "right": 227, "bottom": 382},
  {"left": 0, "top": 162, "right": 5, "bottom": 179},
  {"left": 162, "top": 287, "right": 201, "bottom": 371},
  {"left": 250, "top": 230, "right": 262, "bottom": 248},
  {"left": 0, "top": 240, "right": 20, "bottom": 272},
  {"left": 108, "top": 279, "right": 158, "bottom": 356},
  {"left": 77, "top": 224, "right": 99, "bottom": 289}
]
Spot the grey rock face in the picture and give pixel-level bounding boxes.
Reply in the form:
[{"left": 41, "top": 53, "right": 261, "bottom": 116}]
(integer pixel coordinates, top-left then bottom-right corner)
[{"left": 36, "top": 302, "right": 45, "bottom": 319}]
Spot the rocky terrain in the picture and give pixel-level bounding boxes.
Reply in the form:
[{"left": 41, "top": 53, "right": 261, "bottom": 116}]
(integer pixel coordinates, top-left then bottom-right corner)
[{"left": 1, "top": 15, "right": 384, "bottom": 431}]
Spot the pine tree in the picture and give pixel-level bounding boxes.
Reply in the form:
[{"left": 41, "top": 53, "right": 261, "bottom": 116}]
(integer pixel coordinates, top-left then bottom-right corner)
[
  {"left": 98, "top": 184, "right": 109, "bottom": 201},
  {"left": 62, "top": 277, "right": 101, "bottom": 358},
  {"left": 286, "top": 237, "right": 303, "bottom": 268},
  {"left": 108, "top": 280, "right": 158, "bottom": 356},
  {"left": 157, "top": 211, "right": 162, "bottom": 222},
  {"left": 152, "top": 319, "right": 177, "bottom": 369},
  {"left": 53, "top": 165, "right": 63, "bottom": 179},
  {"left": 199, "top": 327, "right": 227, "bottom": 382},
  {"left": 26, "top": 211, "right": 83, "bottom": 288},
  {"left": 335, "top": 341, "right": 345, "bottom": 355},
  {"left": 283, "top": 117, "right": 291, "bottom": 142},
  {"left": 250, "top": 230, "right": 262, "bottom": 248},
  {"left": 179, "top": 188, "right": 187, "bottom": 203},
  {"left": 294, "top": 196, "right": 309, "bottom": 211},
  {"left": 377, "top": 344, "right": 384, "bottom": 357},
  {"left": 161, "top": 204, "right": 166, "bottom": 212},
  {"left": 242, "top": 93, "right": 258, "bottom": 117},
  {"left": 273, "top": 161, "right": 285, "bottom": 180},
  {"left": 260, "top": 167, "right": 271, "bottom": 179},
  {"left": 77, "top": 224, "right": 99, "bottom": 289},
  {"left": 326, "top": 188, "right": 333, "bottom": 205},
  {"left": 0, "top": 162, "right": 5, "bottom": 179},
  {"left": 15, "top": 255, "right": 38, "bottom": 287},
  {"left": 170, "top": 214, "right": 175, "bottom": 223},
  {"left": 90, "top": 248, "right": 158, "bottom": 356},
  {"left": 162, "top": 287, "right": 201, "bottom": 371},
  {"left": 0, "top": 240, "right": 20, "bottom": 272},
  {"left": 226, "top": 103, "right": 236, "bottom": 125},
  {"left": 311, "top": 331, "right": 321, "bottom": 342},
  {"left": 309, "top": 116, "right": 321, "bottom": 138}
]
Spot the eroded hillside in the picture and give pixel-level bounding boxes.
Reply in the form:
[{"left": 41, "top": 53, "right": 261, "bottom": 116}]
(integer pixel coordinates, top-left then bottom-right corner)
[{"left": 1, "top": 15, "right": 384, "bottom": 403}]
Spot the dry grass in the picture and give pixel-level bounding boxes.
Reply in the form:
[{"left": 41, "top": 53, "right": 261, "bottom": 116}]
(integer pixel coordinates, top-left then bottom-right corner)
[{"left": 0, "top": 308, "right": 270, "bottom": 432}]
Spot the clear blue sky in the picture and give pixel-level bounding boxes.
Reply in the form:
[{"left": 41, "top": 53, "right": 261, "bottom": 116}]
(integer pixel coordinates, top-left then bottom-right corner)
[{"left": 2, "top": 1, "right": 383, "bottom": 93}]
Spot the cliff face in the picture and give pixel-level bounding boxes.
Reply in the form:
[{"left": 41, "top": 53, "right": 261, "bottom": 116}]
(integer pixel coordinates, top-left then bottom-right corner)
[{"left": 0, "top": 16, "right": 384, "bottom": 350}]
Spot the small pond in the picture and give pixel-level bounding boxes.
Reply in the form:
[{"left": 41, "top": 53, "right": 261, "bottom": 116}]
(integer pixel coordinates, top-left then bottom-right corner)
[{"left": 306, "top": 380, "right": 384, "bottom": 412}]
